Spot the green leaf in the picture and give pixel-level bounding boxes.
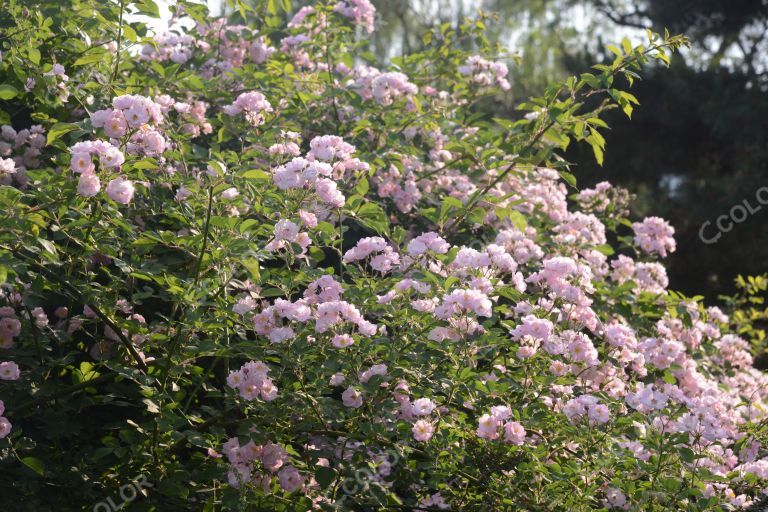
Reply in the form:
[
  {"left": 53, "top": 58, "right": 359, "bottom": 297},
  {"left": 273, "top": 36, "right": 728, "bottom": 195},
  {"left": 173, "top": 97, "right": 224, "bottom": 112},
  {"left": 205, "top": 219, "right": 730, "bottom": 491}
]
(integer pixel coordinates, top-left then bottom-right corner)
[
  {"left": 38, "top": 239, "right": 58, "bottom": 260},
  {"left": 0, "top": 85, "right": 19, "bottom": 100},
  {"left": 314, "top": 466, "right": 336, "bottom": 489},
  {"left": 241, "top": 258, "right": 260, "bottom": 280},
  {"left": 122, "top": 24, "right": 138, "bottom": 42},
  {"left": 621, "top": 37, "right": 632, "bottom": 54},
  {"left": 559, "top": 171, "right": 577, "bottom": 188},
  {"left": 240, "top": 169, "right": 269, "bottom": 180},
  {"left": 46, "top": 123, "right": 79, "bottom": 145},
  {"left": 508, "top": 210, "right": 527, "bottom": 232},
  {"left": 356, "top": 202, "right": 390, "bottom": 235},
  {"left": 21, "top": 457, "right": 45, "bottom": 476},
  {"left": 594, "top": 244, "right": 615, "bottom": 256},
  {"left": 356, "top": 177, "right": 369, "bottom": 196},
  {"left": 440, "top": 196, "right": 463, "bottom": 219},
  {"left": 74, "top": 51, "right": 108, "bottom": 66},
  {"left": 134, "top": 0, "right": 160, "bottom": 17},
  {"left": 28, "top": 48, "right": 41, "bottom": 65},
  {"left": 678, "top": 447, "right": 695, "bottom": 463},
  {"left": 589, "top": 139, "right": 604, "bottom": 166},
  {"left": 143, "top": 398, "right": 160, "bottom": 414}
]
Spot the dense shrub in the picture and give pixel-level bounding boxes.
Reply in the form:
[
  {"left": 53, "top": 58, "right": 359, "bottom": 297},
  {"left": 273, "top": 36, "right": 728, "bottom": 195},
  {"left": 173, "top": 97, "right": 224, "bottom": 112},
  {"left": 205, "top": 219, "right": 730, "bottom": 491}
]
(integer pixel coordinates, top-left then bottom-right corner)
[{"left": 0, "top": 1, "right": 767, "bottom": 510}]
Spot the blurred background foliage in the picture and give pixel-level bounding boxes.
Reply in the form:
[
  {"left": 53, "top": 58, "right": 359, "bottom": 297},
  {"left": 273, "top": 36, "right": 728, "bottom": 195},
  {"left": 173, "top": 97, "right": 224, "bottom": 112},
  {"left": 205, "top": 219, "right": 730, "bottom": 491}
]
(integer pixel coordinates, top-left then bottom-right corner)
[{"left": 252, "top": 0, "right": 767, "bottom": 301}]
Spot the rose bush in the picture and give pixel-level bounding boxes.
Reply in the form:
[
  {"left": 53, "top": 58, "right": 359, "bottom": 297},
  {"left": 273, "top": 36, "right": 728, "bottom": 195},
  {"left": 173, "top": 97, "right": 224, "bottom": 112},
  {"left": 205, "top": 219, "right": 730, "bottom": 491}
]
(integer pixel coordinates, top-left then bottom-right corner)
[{"left": 0, "top": 0, "right": 767, "bottom": 510}]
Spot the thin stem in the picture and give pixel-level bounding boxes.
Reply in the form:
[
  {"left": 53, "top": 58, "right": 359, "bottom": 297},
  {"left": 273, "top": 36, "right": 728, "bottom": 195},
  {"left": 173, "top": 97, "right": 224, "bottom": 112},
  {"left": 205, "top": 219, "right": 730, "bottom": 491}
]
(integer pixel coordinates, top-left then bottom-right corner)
[
  {"left": 193, "top": 185, "right": 215, "bottom": 286},
  {"left": 111, "top": 0, "right": 125, "bottom": 83}
]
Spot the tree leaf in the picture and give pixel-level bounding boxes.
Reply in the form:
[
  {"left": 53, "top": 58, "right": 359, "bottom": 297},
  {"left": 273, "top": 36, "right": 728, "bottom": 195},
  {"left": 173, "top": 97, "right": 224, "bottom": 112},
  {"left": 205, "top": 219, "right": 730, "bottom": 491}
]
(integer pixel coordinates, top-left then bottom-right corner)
[
  {"left": 21, "top": 457, "right": 45, "bottom": 476},
  {"left": 74, "top": 51, "right": 107, "bottom": 66},
  {"left": 314, "top": 466, "right": 336, "bottom": 489},
  {"left": 46, "top": 123, "right": 79, "bottom": 145},
  {"left": 0, "top": 85, "right": 19, "bottom": 100}
]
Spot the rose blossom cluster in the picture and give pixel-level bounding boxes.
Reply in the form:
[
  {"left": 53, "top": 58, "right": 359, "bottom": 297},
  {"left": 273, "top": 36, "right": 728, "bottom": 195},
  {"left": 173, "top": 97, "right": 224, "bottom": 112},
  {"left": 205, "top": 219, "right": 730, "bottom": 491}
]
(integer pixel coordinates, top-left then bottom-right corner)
[
  {"left": 406, "top": 232, "right": 450, "bottom": 257},
  {"left": 632, "top": 216, "right": 677, "bottom": 258},
  {"left": 610, "top": 255, "right": 670, "bottom": 294},
  {"left": 333, "top": 0, "right": 376, "bottom": 34},
  {"left": 154, "top": 94, "right": 212, "bottom": 137},
  {"left": 0, "top": 309, "right": 19, "bottom": 439},
  {"left": 0, "top": 124, "right": 46, "bottom": 186},
  {"left": 266, "top": 218, "right": 312, "bottom": 255},
  {"left": 335, "top": 365, "right": 386, "bottom": 409},
  {"left": 458, "top": 55, "right": 512, "bottom": 91},
  {"left": 68, "top": 140, "right": 134, "bottom": 202},
  {"left": 343, "top": 237, "right": 401, "bottom": 273},
  {"left": 575, "top": 180, "right": 632, "bottom": 218},
  {"left": 226, "top": 360, "right": 278, "bottom": 402},
  {"left": 222, "top": 438, "right": 303, "bottom": 492},
  {"left": 272, "top": 135, "right": 368, "bottom": 212},
  {"left": 562, "top": 394, "right": 611, "bottom": 425},
  {"left": 0, "top": 400, "right": 10, "bottom": 439},
  {"left": 374, "top": 158, "right": 423, "bottom": 213},
  {"left": 142, "top": 23, "right": 275, "bottom": 76},
  {"left": 223, "top": 91, "right": 273, "bottom": 126},
  {"left": 90, "top": 94, "right": 165, "bottom": 137},
  {"left": 243, "top": 275, "right": 377, "bottom": 344},
  {"left": 476, "top": 406, "right": 526, "bottom": 445},
  {"left": 0, "top": 157, "right": 16, "bottom": 186},
  {"left": 393, "top": 394, "right": 439, "bottom": 442},
  {"left": 343, "top": 65, "right": 419, "bottom": 107}
]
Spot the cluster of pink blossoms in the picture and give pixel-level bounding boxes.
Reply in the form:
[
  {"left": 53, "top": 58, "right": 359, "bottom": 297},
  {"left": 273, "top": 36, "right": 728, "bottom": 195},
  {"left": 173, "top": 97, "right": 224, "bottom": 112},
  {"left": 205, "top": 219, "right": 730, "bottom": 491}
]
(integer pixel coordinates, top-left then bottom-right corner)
[
  {"left": 272, "top": 135, "right": 368, "bottom": 212},
  {"left": 91, "top": 94, "right": 165, "bottom": 137},
  {"left": 390, "top": 387, "right": 440, "bottom": 442},
  {"left": 342, "top": 65, "right": 419, "bottom": 107},
  {"left": 222, "top": 438, "right": 304, "bottom": 493},
  {"left": 374, "top": 157, "right": 422, "bottom": 213},
  {"left": 139, "top": 33, "right": 197, "bottom": 64},
  {"left": 0, "top": 306, "right": 21, "bottom": 440},
  {"left": 142, "top": 23, "right": 275, "bottom": 76},
  {"left": 333, "top": 0, "right": 376, "bottom": 33},
  {"left": 226, "top": 361, "right": 278, "bottom": 402},
  {"left": 68, "top": 140, "right": 132, "bottom": 202},
  {"left": 632, "top": 216, "right": 677, "bottom": 258},
  {"left": 406, "top": 232, "right": 449, "bottom": 257},
  {"left": 0, "top": 158, "right": 15, "bottom": 186},
  {"left": 610, "top": 255, "right": 669, "bottom": 294},
  {"left": 562, "top": 394, "right": 611, "bottom": 425},
  {"left": 458, "top": 55, "right": 511, "bottom": 90},
  {"left": 553, "top": 211, "right": 607, "bottom": 247},
  {"left": 0, "top": 124, "right": 45, "bottom": 186},
  {"left": 575, "top": 180, "right": 632, "bottom": 217},
  {"left": 223, "top": 91, "right": 273, "bottom": 126},
  {"left": 242, "top": 274, "right": 377, "bottom": 345},
  {"left": 343, "top": 237, "right": 401, "bottom": 273},
  {"left": 316, "top": 301, "right": 377, "bottom": 336},
  {"left": 266, "top": 218, "right": 313, "bottom": 255},
  {"left": 154, "top": 94, "right": 212, "bottom": 137},
  {"left": 476, "top": 406, "right": 526, "bottom": 445}
]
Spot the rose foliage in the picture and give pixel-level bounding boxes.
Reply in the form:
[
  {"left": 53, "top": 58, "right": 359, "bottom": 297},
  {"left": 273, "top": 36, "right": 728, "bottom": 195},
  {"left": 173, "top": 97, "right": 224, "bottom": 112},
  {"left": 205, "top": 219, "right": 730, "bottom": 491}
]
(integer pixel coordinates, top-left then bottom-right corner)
[{"left": 1, "top": 0, "right": 767, "bottom": 510}]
